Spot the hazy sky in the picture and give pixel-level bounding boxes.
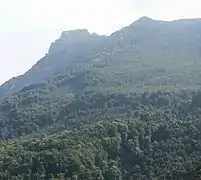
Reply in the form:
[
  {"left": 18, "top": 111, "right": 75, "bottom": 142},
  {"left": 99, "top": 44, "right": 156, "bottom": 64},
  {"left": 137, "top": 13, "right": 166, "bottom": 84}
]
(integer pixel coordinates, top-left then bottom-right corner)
[{"left": 0, "top": 0, "right": 201, "bottom": 84}]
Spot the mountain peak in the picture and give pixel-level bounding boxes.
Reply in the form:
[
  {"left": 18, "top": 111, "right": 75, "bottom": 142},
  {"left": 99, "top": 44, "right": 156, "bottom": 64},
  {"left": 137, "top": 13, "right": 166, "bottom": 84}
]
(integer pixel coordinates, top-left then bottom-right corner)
[
  {"left": 48, "top": 29, "right": 105, "bottom": 55},
  {"left": 138, "top": 16, "right": 153, "bottom": 21},
  {"left": 60, "top": 29, "right": 91, "bottom": 39}
]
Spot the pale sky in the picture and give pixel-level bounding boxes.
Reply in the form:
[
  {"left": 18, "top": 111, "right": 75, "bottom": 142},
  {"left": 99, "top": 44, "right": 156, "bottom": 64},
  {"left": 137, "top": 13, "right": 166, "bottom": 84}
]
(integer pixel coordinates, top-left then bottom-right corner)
[{"left": 0, "top": 0, "right": 201, "bottom": 84}]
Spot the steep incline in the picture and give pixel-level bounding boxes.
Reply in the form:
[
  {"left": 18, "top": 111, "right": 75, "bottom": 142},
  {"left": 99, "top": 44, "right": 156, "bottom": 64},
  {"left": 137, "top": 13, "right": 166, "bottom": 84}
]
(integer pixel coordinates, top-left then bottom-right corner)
[
  {"left": 0, "top": 17, "right": 201, "bottom": 180},
  {"left": 0, "top": 17, "right": 201, "bottom": 98}
]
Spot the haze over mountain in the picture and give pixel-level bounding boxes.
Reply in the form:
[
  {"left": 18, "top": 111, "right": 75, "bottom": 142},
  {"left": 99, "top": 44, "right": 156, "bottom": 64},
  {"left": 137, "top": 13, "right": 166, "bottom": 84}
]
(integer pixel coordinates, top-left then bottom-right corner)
[
  {"left": 0, "top": 17, "right": 201, "bottom": 98},
  {"left": 0, "top": 17, "right": 201, "bottom": 179}
]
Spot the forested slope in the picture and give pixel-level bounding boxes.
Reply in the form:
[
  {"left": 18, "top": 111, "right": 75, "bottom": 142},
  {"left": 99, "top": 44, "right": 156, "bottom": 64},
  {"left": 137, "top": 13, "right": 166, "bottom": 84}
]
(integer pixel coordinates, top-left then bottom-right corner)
[
  {"left": 0, "top": 17, "right": 201, "bottom": 179},
  {"left": 1, "top": 90, "right": 201, "bottom": 179},
  {"left": 0, "top": 17, "right": 201, "bottom": 97}
]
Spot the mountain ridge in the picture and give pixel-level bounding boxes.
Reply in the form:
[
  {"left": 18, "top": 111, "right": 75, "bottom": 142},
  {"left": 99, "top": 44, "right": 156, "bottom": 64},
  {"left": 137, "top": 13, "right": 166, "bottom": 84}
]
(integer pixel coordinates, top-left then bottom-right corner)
[
  {"left": 0, "top": 16, "right": 201, "bottom": 98},
  {"left": 0, "top": 16, "right": 201, "bottom": 179}
]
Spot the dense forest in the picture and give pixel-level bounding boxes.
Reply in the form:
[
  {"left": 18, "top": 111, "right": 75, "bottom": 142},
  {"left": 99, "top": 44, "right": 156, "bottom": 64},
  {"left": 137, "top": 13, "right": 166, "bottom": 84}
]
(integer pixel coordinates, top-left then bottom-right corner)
[
  {"left": 2, "top": 90, "right": 201, "bottom": 179},
  {"left": 0, "top": 17, "right": 201, "bottom": 179}
]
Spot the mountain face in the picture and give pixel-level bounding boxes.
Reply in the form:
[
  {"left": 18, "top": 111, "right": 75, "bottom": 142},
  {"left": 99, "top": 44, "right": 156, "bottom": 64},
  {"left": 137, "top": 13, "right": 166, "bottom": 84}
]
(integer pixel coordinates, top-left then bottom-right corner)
[
  {"left": 0, "top": 29, "right": 107, "bottom": 97},
  {"left": 0, "top": 17, "right": 201, "bottom": 98},
  {"left": 1, "top": 17, "right": 201, "bottom": 179}
]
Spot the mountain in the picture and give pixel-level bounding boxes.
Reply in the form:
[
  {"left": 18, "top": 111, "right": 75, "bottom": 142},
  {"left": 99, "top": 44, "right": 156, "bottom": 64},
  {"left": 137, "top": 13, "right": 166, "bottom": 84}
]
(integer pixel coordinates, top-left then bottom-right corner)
[
  {"left": 0, "top": 29, "right": 107, "bottom": 97},
  {"left": 0, "top": 17, "right": 201, "bottom": 98},
  {"left": 0, "top": 17, "right": 201, "bottom": 179}
]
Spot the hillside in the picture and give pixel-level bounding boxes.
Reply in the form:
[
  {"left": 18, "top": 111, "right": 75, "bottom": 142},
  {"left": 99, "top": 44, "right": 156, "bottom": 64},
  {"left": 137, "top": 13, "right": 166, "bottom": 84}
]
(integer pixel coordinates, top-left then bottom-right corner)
[
  {"left": 4, "top": 89, "right": 201, "bottom": 179},
  {"left": 0, "top": 29, "right": 107, "bottom": 97},
  {"left": 0, "top": 17, "right": 201, "bottom": 179},
  {"left": 2, "top": 91, "right": 201, "bottom": 179},
  {"left": 0, "top": 17, "right": 201, "bottom": 98}
]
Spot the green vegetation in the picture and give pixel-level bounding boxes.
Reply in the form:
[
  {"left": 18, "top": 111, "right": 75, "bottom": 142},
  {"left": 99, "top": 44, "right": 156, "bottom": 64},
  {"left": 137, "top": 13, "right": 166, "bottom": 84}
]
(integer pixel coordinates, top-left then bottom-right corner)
[
  {"left": 0, "top": 17, "right": 201, "bottom": 179},
  {"left": 1, "top": 17, "right": 201, "bottom": 97},
  {"left": 1, "top": 90, "right": 201, "bottom": 179}
]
